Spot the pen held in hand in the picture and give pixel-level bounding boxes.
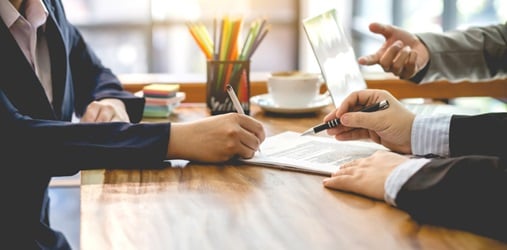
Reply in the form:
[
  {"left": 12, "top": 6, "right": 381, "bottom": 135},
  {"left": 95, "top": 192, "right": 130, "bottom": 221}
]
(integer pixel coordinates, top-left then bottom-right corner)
[
  {"left": 301, "top": 100, "right": 389, "bottom": 136},
  {"left": 226, "top": 84, "right": 245, "bottom": 114},
  {"left": 226, "top": 84, "right": 261, "bottom": 153}
]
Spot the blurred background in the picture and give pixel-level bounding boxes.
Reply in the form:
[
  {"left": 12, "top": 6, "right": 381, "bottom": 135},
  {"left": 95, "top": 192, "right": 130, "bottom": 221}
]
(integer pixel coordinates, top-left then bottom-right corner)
[
  {"left": 61, "top": 0, "right": 507, "bottom": 111},
  {"left": 62, "top": 0, "right": 506, "bottom": 74}
]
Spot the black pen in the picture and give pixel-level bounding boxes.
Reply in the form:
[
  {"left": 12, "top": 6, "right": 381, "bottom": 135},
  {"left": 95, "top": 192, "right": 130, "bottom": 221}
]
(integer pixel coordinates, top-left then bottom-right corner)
[{"left": 301, "top": 100, "right": 389, "bottom": 136}]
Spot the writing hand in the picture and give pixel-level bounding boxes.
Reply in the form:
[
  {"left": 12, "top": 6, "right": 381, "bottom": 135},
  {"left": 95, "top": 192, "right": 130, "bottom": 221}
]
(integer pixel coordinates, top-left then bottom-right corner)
[
  {"left": 81, "top": 98, "right": 130, "bottom": 123},
  {"left": 323, "top": 151, "right": 409, "bottom": 200},
  {"left": 167, "top": 113, "right": 266, "bottom": 162},
  {"left": 324, "top": 89, "right": 414, "bottom": 154},
  {"left": 357, "top": 22, "right": 430, "bottom": 79}
]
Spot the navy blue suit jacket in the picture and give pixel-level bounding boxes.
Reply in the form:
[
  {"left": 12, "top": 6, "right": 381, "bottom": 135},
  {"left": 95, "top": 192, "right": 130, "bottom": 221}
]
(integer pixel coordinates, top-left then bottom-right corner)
[{"left": 1, "top": 0, "right": 170, "bottom": 248}]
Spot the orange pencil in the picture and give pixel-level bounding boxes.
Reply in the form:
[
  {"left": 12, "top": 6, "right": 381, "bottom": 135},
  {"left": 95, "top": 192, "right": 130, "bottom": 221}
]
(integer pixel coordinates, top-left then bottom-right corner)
[
  {"left": 229, "top": 18, "right": 243, "bottom": 60},
  {"left": 187, "top": 23, "right": 212, "bottom": 59}
]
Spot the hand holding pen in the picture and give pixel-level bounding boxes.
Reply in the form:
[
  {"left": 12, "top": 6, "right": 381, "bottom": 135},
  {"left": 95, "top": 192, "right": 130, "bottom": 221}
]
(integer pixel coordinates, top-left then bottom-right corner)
[
  {"left": 301, "top": 100, "right": 389, "bottom": 136},
  {"left": 227, "top": 84, "right": 262, "bottom": 153},
  {"left": 226, "top": 84, "right": 245, "bottom": 115}
]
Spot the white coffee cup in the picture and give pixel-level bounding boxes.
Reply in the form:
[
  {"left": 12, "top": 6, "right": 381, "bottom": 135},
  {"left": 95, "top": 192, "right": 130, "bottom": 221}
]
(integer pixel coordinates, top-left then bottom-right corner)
[{"left": 267, "top": 71, "right": 323, "bottom": 108}]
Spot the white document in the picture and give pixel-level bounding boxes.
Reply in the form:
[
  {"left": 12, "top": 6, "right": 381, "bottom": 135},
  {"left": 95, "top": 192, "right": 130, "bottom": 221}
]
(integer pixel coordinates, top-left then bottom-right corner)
[{"left": 241, "top": 131, "right": 388, "bottom": 176}]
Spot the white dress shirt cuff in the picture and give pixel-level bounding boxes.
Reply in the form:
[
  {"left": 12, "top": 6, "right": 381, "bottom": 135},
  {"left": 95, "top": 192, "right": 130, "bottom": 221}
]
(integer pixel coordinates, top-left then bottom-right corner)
[
  {"left": 384, "top": 158, "right": 430, "bottom": 206},
  {"left": 411, "top": 114, "right": 452, "bottom": 157}
]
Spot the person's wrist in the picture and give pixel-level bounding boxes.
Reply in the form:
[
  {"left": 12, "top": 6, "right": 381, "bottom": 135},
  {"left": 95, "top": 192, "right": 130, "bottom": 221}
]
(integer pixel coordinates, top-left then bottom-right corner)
[
  {"left": 98, "top": 98, "right": 130, "bottom": 122},
  {"left": 98, "top": 98, "right": 125, "bottom": 110},
  {"left": 408, "top": 36, "right": 431, "bottom": 83},
  {"left": 408, "top": 61, "right": 429, "bottom": 83}
]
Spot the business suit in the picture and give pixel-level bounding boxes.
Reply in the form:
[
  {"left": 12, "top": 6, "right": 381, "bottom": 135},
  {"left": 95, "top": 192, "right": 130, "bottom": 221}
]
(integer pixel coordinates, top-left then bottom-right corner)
[
  {"left": 396, "top": 113, "right": 507, "bottom": 242},
  {"left": 1, "top": 0, "right": 170, "bottom": 249},
  {"left": 412, "top": 22, "right": 507, "bottom": 83},
  {"left": 397, "top": 24, "right": 507, "bottom": 242}
]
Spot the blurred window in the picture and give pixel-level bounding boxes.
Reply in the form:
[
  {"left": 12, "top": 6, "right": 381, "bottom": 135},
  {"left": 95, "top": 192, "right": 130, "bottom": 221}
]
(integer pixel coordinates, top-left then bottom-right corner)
[
  {"left": 352, "top": 0, "right": 507, "bottom": 73},
  {"left": 63, "top": 0, "right": 298, "bottom": 74},
  {"left": 351, "top": 0, "right": 507, "bottom": 110}
]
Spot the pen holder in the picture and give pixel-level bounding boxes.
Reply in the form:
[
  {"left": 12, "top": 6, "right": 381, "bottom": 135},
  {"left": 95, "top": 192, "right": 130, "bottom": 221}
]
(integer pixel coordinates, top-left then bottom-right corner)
[{"left": 206, "top": 60, "right": 250, "bottom": 115}]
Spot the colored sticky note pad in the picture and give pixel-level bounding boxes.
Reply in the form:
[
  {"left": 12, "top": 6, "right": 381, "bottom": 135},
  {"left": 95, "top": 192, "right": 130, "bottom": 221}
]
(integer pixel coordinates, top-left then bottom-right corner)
[{"left": 143, "top": 84, "right": 180, "bottom": 98}]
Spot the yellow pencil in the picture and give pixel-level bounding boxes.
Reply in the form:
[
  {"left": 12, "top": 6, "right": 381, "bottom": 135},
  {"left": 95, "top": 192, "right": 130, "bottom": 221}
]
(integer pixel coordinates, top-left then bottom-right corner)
[{"left": 187, "top": 23, "right": 212, "bottom": 59}]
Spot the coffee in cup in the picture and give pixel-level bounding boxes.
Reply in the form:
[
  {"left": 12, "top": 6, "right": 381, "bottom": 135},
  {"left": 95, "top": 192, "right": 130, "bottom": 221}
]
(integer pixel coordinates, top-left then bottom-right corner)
[{"left": 267, "top": 71, "right": 322, "bottom": 108}]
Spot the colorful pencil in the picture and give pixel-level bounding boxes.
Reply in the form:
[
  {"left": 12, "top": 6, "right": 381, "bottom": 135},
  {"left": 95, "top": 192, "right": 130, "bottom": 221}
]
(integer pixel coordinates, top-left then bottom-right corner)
[{"left": 187, "top": 16, "right": 270, "bottom": 100}]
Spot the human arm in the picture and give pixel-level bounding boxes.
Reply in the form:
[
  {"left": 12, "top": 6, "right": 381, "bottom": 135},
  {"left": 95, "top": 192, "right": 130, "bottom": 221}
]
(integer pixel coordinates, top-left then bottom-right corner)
[
  {"left": 323, "top": 89, "right": 507, "bottom": 241},
  {"left": 396, "top": 156, "right": 507, "bottom": 242},
  {"left": 0, "top": 88, "right": 169, "bottom": 176},
  {"left": 80, "top": 98, "right": 130, "bottom": 122},
  {"left": 167, "top": 113, "right": 265, "bottom": 162},
  {"left": 324, "top": 89, "right": 415, "bottom": 154},
  {"left": 415, "top": 23, "right": 507, "bottom": 83},
  {"left": 1, "top": 87, "right": 265, "bottom": 176},
  {"left": 324, "top": 89, "right": 507, "bottom": 194},
  {"left": 325, "top": 99, "right": 453, "bottom": 203},
  {"left": 323, "top": 150, "right": 410, "bottom": 200},
  {"left": 358, "top": 22, "right": 507, "bottom": 83},
  {"left": 322, "top": 88, "right": 435, "bottom": 201},
  {"left": 50, "top": 0, "right": 143, "bottom": 122},
  {"left": 357, "top": 22, "right": 430, "bottom": 79},
  {"left": 67, "top": 27, "right": 142, "bottom": 122},
  {"left": 324, "top": 111, "right": 507, "bottom": 241},
  {"left": 323, "top": 151, "right": 507, "bottom": 242}
]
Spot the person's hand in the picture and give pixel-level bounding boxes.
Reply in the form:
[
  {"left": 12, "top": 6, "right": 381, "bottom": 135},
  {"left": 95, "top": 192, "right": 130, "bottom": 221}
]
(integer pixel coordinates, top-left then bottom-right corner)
[
  {"left": 81, "top": 98, "right": 130, "bottom": 122},
  {"left": 358, "top": 22, "right": 430, "bottom": 79},
  {"left": 167, "top": 113, "right": 266, "bottom": 162},
  {"left": 323, "top": 151, "right": 410, "bottom": 200},
  {"left": 324, "top": 89, "right": 415, "bottom": 154}
]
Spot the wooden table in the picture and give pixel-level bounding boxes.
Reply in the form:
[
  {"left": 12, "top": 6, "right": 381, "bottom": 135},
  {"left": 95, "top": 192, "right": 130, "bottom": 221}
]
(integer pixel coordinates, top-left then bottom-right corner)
[{"left": 80, "top": 103, "right": 507, "bottom": 250}]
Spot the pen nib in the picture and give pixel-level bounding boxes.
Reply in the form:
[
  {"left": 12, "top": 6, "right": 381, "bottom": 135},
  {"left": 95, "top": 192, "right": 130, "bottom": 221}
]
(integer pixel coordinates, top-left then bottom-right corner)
[{"left": 300, "top": 129, "right": 314, "bottom": 136}]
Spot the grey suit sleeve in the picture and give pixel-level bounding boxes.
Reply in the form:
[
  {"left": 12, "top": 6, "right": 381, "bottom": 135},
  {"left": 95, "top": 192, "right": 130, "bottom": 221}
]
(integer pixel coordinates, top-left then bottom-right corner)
[{"left": 415, "top": 23, "right": 507, "bottom": 83}]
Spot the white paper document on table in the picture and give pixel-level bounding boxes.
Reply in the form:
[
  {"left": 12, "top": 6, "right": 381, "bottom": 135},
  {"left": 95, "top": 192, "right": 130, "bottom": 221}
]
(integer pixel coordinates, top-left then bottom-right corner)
[{"left": 241, "top": 131, "right": 389, "bottom": 176}]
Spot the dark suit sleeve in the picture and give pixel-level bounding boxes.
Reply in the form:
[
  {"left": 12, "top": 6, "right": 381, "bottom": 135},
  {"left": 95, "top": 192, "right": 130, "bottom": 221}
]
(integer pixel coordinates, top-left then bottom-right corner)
[
  {"left": 0, "top": 89, "right": 170, "bottom": 177},
  {"left": 395, "top": 113, "right": 507, "bottom": 242},
  {"left": 449, "top": 113, "right": 507, "bottom": 158},
  {"left": 396, "top": 156, "right": 507, "bottom": 242},
  {"left": 0, "top": 1, "right": 169, "bottom": 177},
  {"left": 68, "top": 26, "right": 145, "bottom": 122},
  {"left": 51, "top": 0, "right": 145, "bottom": 122}
]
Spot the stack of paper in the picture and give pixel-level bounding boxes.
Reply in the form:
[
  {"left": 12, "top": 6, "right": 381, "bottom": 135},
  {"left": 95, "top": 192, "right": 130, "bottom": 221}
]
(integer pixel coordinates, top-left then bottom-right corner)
[{"left": 142, "top": 84, "right": 186, "bottom": 117}]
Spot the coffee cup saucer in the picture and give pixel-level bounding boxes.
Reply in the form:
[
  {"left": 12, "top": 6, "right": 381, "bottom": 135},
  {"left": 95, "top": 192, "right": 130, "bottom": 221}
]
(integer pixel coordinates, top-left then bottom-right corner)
[{"left": 250, "top": 93, "right": 332, "bottom": 114}]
